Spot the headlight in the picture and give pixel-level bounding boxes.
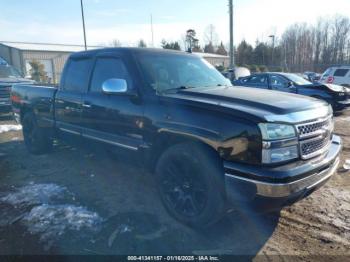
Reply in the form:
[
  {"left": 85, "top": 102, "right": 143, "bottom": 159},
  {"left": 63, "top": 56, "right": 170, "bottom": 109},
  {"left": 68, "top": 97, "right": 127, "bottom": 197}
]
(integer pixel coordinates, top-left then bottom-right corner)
[
  {"left": 262, "top": 145, "right": 299, "bottom": 164},
  {"left": 259, "top": 123, "right": 296, "bottom": 140},
  {"left": 259, "top": 123, "right": 298, "bottom": 164}
]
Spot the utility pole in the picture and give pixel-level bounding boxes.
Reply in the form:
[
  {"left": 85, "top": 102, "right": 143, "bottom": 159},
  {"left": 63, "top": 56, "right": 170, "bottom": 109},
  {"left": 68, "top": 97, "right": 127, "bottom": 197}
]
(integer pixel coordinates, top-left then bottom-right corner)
[
  {"left": 229, "top": 0, "right": 234, "bottom": 69},
  {"left": 80, "top": 0, "right": 87, "bottom": 51},
  {"left": 150, "top": 14, "right": 154, "bottom": 47},
  {"left": 269, "top": 34, "right": 275, "bottom": 67}
]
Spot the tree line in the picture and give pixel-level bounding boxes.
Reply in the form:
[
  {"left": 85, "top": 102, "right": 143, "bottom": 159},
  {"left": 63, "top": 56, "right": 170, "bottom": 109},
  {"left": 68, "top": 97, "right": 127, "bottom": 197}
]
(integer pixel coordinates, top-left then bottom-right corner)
[
  {"left": 108, "top": 24, "right": 229, "bottom": 56},
  {"left": 107, "top": 15, "right": 349, "bottom": 73},
  {"left": 236, "top": 15, "right": 350, "bottom": 73}
]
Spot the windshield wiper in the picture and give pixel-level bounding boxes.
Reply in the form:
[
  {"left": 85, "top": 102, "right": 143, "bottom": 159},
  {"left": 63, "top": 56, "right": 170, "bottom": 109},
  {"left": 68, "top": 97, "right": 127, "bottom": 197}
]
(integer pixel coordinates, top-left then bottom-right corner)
[
  {"left": 203, "top": 84, "right": 233, "bottom": 88},
  {"left": 160, "top": 86, "right": 196, "bottom": 94}
]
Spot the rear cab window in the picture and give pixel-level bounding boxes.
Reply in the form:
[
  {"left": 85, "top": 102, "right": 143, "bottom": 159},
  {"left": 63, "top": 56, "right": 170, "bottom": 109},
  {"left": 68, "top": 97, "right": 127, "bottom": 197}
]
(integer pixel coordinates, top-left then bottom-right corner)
[{"left": 62, "top": 57, "right": 94, "bottom": 92}]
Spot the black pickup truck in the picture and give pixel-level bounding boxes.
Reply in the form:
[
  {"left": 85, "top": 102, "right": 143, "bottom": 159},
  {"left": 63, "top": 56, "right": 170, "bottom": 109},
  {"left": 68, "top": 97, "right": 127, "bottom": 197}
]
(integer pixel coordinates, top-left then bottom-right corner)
[{"left": 11, "top": 48, "right": 342, "bottom": 227}]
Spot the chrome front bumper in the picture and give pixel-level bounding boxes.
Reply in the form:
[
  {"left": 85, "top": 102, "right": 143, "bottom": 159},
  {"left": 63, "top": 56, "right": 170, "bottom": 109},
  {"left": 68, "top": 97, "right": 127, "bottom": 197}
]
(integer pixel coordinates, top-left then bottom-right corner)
[
  {"left": 224, "top": 135, "right": 342, "bottom": 201},
  {"left": 225, "top": 157, "right": 339, "bottom": 198}
]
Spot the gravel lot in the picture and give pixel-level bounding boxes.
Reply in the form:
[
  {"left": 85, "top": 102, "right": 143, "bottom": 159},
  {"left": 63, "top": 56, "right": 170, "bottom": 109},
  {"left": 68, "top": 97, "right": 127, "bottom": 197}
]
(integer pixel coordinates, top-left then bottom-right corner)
[{"left": 0, "top": 111, "right": 349, "bottom": 259}]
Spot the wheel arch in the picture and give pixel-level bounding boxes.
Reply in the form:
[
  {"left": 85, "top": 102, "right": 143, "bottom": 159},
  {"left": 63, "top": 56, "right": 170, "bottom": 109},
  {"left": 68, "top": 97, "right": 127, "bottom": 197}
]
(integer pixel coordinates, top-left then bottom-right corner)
[{"left": 146, "top": 129, "right": 221, "bottom": 173}]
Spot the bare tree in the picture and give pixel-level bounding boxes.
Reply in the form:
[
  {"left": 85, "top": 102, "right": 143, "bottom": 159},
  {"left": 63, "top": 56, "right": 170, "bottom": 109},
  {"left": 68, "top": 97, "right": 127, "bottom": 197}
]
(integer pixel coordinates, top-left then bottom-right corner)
[
  {"left": 138, "top": 39, "right": 147, "bottom": 48},
  {"left": 203, "top": 24, "right": 219, "bottom": 46},
  {"left": 219, "top": 14, "right": 349, "bottom": 72},
  {"left": 204, "top": 42, "right": 215, "bottom": 53},
  {"left": 216, "top": 42, "right": 228, "bottom": 56},
  {"left": 110, "top": 39, "right": 122, "bottom": 47}
]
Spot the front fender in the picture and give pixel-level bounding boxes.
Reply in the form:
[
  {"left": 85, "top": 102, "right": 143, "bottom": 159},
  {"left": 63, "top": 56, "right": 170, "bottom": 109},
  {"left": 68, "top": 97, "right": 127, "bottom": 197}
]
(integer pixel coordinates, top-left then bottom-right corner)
[{"left": 153, "top": 116, "right": 262, "bottom": 165}]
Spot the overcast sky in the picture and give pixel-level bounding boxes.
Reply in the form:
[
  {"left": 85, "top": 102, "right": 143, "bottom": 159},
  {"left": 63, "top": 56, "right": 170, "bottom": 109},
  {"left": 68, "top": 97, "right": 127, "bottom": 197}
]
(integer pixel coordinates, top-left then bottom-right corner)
[{"left": 1, "top": 0, "right": 349, "bottom": 48}]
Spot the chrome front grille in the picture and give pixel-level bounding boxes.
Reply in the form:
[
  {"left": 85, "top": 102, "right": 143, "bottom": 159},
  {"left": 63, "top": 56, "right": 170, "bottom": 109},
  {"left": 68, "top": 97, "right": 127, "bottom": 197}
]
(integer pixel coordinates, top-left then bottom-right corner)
[
  {"left": 0, "top": 86, "right": 11, "bottom": 99},
  {"left": 297, "top": 116, "right": 332, "bottom": 139},
  {"left": 296, "top": 115, "right": 333, "bottom": 159},
  {"left": 300, "top": 135, "right": 331, "bottom": 158}
]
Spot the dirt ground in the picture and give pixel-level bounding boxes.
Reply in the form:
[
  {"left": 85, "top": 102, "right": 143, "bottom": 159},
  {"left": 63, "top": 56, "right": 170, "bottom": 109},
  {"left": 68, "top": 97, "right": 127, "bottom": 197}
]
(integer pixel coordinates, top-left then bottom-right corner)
[{"left": 0, "top": 110, "right": 349, "bottom": 260}]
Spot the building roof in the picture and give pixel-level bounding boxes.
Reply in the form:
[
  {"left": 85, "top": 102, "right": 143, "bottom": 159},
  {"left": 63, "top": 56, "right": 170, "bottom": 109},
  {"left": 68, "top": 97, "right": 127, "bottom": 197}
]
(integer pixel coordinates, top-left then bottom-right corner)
[{"left": 0, "top": 41, "right": 103, "bottom": 52}]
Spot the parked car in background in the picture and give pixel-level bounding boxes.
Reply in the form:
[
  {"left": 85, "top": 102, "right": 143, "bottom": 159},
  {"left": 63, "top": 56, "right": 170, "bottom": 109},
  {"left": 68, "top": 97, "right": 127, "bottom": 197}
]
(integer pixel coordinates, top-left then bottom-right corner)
[
  {"left": 320, "top": 65, "right": 350, "bottom": 87},
  {"left": 234, "top": 72, "right": 350, "bottom": 111},
  {"left": 222, "top": 66, "right": 251, "bottom": 83},
  {"left": 0, "top": 59, "right": 34, "bottom": 114},
  {"left": 11, "top": 48, "right": 341, "bottom": 227},
  {"left": 303, "top": 71, "right": 321, "bottom": 82}
]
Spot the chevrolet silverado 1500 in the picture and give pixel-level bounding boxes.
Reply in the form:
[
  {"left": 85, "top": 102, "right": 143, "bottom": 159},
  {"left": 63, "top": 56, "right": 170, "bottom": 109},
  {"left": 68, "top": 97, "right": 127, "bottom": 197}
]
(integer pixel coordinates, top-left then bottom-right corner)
[{"left": 11, "top": 48, "right": 342, "bottom": 227}]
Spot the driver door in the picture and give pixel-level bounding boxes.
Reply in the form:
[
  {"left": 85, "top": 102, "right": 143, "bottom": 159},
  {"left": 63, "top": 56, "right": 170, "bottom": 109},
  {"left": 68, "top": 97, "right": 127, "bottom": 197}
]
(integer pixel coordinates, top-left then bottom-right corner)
[
  {"left": 80, "top": 54, "right": 144, "bottom": 151},
  {"left": 269, "top": 75, "right": 296, "bottom": 93}
]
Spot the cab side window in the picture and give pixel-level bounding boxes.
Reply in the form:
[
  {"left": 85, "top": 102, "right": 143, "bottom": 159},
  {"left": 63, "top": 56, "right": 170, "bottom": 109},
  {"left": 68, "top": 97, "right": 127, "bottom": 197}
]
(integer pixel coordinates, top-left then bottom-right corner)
[
  {"left": 63, "top": 58, "right": 93, "bottom": 92},
  {"left": 270, "top": 75, "right": 288, "bottom": 89},
  {"left": 245, "top": 75, "right": 268, "bottom": 88},
  {"left": 334, "top": 69, "right": 349, "bottom": 77},
  {"left": 90, "top": 57, "right": 131, "bottom": 93}
]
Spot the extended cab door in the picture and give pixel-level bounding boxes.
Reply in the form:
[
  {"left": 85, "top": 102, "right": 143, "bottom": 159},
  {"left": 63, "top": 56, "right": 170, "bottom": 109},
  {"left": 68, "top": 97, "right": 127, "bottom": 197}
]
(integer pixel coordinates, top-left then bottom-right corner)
[
  {"left": 55, "top": 56, "right": 94, "bottom": 135},
  {"left": 80, "top": 54, "right": 144, "bottom": 151}
]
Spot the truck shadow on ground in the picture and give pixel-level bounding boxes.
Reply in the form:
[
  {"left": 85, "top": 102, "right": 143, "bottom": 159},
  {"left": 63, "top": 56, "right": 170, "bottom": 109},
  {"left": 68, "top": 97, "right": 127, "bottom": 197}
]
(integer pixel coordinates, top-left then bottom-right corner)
[{"left": 0, "top": 139, "right": 280, "bottom": 256}]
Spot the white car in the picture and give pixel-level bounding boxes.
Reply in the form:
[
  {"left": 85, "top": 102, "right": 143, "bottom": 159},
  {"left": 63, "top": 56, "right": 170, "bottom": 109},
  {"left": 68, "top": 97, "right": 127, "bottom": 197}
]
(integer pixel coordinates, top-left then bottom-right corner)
[{"left": 320, "top": 65, "right": 350, "bottom": 87}]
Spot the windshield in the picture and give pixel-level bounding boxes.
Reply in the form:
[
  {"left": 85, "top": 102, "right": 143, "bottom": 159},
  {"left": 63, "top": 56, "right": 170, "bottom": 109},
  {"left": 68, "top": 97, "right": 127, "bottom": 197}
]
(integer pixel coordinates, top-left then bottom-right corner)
[
  {"left": 0, "top": 65, "right": 22, "bottom": 79},
  {"left": 137, "top": 54, "right": 232, "bottom": 93},
  {"left": 284, "top": 73, "right": 312, "bottom": 85}
]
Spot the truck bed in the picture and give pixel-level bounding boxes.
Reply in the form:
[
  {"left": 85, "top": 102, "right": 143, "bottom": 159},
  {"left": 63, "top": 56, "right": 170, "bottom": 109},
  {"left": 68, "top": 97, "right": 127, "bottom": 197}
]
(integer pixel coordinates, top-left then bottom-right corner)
[{"left": 11, "top": 84, "right": 58, "bottom": 126}]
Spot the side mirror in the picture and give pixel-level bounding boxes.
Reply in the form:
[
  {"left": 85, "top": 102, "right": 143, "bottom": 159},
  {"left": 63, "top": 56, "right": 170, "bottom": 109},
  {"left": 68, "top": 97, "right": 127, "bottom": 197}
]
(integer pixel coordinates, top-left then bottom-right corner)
[
  {"left": 287, "top": 81, "right": 294, "bottom": 88},
  {"left": 102, "top": 79, "right": 127, "bottom": 94}
]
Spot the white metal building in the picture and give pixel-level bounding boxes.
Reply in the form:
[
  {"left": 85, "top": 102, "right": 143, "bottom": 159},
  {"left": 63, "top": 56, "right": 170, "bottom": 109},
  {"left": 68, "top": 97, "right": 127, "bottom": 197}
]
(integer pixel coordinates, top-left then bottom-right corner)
[
  {"left": 0, "top": 42, "right": 101, "bottom": 83},
  {"left": 0, "top": 42, "right": 230, "bottom": 83},
  {"left": 194, "top": 52, "right": 230, "bottom": 68}
]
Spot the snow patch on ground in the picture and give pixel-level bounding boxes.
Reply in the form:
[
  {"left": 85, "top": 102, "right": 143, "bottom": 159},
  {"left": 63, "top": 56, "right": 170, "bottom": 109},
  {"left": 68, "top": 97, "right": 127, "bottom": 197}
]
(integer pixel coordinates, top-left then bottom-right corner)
[
  {"left": 0, "top": 183, "right": 66, "bottom": 207},
  {"left": 22, "top": 204, "right": 103, "bottom": 244},
  {"left": 338, "top": 117, "right": 350, "bottom": 122},
  {"left": 0, "top": 183, "right": 103, "bottom": 250},
  {"left": 0, "top": 124, "right": 22, "bottom": 134}
]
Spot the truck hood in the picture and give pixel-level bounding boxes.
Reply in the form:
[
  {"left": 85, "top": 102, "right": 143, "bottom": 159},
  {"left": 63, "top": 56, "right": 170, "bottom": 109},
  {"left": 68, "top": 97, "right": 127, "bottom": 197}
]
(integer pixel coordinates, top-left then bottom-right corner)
[
  {"left": 165, "top": 86, "right": 331, "bottom": 123},
  {"left": 300, "top": 83, "right": 346, "bottom": 93}
]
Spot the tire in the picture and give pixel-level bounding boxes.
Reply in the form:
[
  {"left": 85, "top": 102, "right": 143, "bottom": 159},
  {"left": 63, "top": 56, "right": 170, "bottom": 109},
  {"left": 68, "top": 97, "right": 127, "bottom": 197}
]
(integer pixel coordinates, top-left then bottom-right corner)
[
  {"left": 155, "top": 142, "right": 226, "bottom": 228},
  {"left": 22, "top": 112, "right": 53, "bottom": 155}
]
